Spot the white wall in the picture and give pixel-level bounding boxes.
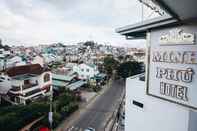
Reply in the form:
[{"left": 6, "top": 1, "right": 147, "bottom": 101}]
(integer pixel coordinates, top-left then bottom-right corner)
[
  {"left": 73, "top": 64, "right": 99, "bottom": 80},
  {"left": 126, "top": 75, "right": 197, "bottom": 131},
  {"left": 38, "top": 71, "right": 52, "bottom": 89},
  {"left": 32, "top": 56, "right": 44, "bottom": 67}
]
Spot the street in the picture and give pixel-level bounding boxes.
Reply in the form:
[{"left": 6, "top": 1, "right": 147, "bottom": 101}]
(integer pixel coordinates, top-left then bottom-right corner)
[{"left": 66, "top": 79, "right": 125, "bottom": 131}]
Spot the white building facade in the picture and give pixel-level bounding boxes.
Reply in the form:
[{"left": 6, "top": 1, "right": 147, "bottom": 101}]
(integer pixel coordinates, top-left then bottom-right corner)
[
  {"left": 73, "top": 63, "right": 99, "bottom": 80},
  {"left": 116, "top": 1, "right": 197, "bottom": 131}
]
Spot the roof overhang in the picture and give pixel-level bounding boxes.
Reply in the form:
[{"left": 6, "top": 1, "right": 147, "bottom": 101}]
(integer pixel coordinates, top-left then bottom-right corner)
[
  {"left": 116, "top": 0, "right": 197, "bottom": 39},
  {"left": 154, "top": 0, "right": 197, "bottom": 21},
  {"left": 116, "top": 15, "right": 178, "bottom": 39}
]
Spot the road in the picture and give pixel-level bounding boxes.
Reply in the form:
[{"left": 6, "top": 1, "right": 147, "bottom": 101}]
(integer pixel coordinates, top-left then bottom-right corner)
[{"left": 67, "top": 79, "right": 125, "bottom": 131}]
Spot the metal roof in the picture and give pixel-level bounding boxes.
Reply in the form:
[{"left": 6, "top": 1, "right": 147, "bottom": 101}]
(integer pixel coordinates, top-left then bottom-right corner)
[
  {"left": 52, "top": 80, "right": 69, "bottom": 87},
  {"left": 52, "top": 73, "right": 75, "bottom": 82},
  {"left": 67, "top": 80, "right": 86, "bottom": 91}
]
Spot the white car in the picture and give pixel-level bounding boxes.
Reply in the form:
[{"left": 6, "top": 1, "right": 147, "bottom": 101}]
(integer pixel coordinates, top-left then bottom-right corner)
[{"left": 84, "top": 127, "right": 95, "bottom": 131}]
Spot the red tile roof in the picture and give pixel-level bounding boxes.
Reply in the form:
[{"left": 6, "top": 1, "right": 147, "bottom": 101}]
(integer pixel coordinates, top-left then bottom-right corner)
[{"left": 6, "top": 64, "right": 47, "bottom": 77}]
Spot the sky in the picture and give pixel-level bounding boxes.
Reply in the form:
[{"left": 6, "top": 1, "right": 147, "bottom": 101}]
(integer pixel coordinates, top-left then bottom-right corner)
[{"left": 0, "top": 0, "right": 158, "bottom": 47}]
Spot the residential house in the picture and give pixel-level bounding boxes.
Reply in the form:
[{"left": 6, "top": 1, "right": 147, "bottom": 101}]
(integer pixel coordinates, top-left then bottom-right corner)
[
  {"left": 31, "top": 55, "right": 44, "bottom": 67},
  {"left": 0, "top": 64, "right": 52, "bottom": 105},
  {"left": 73, "top": 63, "right": 99, "bottom": 80},
  {"left": 52, "top": 72, "right": 76, "bottom": 90},
  {"left": 0, "top": 48, "right": 11, "bottom": 70},
  {"left": 7, "top": 56, "right": 26, "bottom": 68}
]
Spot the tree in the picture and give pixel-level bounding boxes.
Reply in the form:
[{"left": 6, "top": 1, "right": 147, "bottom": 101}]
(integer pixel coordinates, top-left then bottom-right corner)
[
  {"left": 117, "top": 61, "right": 143, "bottom": 79},
  {"left": 103, "top": 56, "right": 119, "bottom": 76},
  {"left": 117, "top": 55, "right": 124, "bottom": 63}
]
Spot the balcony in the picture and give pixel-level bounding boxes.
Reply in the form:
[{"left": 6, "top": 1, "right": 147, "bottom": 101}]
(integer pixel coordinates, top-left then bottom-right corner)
[
  {"left": 22, "top": 83, "right": 38, "bottom": 90},
  {"left": 23, "top": 88, "right": 42, "bottom": 97},
  {"left": 19, "top": 88, "right": 44, "bottom": 100},
  {"left": 9, "top": 83, "right": 39, "bottom": 93}
]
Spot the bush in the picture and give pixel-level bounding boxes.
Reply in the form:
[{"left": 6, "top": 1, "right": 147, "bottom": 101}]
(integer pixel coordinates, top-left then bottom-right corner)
[
  {"left": 0, "top": 102, "right": 49, "bottom": 131},
  {"left": 0, "top": 90, "right": 79, "bottom": 130},
  {"left": 117, "top": 61, "right": 143, "bottom": 79}
]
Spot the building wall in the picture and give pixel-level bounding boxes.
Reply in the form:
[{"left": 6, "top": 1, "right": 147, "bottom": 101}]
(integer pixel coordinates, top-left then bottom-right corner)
[
  {"left": 125, "top": 75, "right": 197, "bottom": 131},
  {"left": 38, "top": 71, "right": 52, "bottom": 89},
  {"left": 73, "top": 64, "right": 99, "bottom": 80},
  {"left": 0, "top": 75, "right": 12, "bottom": 94},
  {"left": 32, "top": 56, "right": 44, "bottom": 67}
]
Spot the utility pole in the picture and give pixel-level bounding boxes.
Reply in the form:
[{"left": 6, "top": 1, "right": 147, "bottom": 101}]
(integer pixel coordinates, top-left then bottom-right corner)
[{"left": 49, "top": 85, "right": 53, "bottom": 130}]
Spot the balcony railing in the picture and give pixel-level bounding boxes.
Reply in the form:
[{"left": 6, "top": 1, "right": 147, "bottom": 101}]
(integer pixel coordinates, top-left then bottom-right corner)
[{"left": 23, "top": 88, "right": 42, "bottom": 97}]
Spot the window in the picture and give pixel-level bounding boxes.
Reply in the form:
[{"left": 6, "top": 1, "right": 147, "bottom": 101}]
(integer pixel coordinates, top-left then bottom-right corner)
[
  {"left": 81, "top": 69, "right": 84, "bottom": 72},
  {"left": 86, "top": 69, "right": 89, "bottom": 72},
  {"left": 44, "top": 73, "right": 50, "bottom": 82}
]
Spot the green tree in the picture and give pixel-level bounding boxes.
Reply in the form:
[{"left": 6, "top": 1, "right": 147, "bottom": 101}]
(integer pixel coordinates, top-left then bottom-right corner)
[
  {"left": 117, "top": 55, "right": 124, "bottom": 62},
  {"left": 103, "top": 56, "right": 119, "bottom": 76},
  {"left": 117, "top": 61, "right": 143, "bottom": 79}
]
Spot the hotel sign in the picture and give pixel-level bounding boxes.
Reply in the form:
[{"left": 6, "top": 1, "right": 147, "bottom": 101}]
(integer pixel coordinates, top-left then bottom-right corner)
[
  {"left": 147, "top": 26, "right": 197, "bottom": 109},
  {"left": 159, "top": 28, "right": 195, "bottom": 45}
]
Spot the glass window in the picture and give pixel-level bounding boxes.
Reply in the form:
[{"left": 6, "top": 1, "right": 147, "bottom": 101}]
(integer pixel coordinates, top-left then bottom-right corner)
[{"left": 86, "top": 69, "right": 89, "bottom": 72}]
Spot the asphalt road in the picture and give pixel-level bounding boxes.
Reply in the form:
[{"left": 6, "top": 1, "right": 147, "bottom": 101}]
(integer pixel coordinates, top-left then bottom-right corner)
[{"left": 68, "top": 79, "right": 125, "bottom": 131}]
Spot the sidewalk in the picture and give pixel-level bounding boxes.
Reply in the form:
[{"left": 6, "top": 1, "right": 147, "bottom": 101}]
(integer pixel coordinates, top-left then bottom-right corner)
[
  {"left": 20, "top": 116, "right": 45, "bottom": 131},
  {"left": 55, "top": 79, "right": 112, "bottom": 131}
]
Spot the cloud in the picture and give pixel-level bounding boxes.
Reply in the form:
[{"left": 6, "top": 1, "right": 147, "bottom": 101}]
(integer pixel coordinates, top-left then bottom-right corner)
[{"left": 0, "top": 0, "right": 153, "bottom": 47}]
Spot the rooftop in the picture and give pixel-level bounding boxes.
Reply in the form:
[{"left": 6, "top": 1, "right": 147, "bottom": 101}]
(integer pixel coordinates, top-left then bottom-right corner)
[
  {"left": 52, "top": 73, "right": 75, "bottom": 82},
  {"left": 6, "top": 64, "right": 48, "bottom": 77},
  {"left": 52, "top": 79, "right": 69, "bottom": 88},
  {"left": 67, "top": 80, "right": 87, "bottom": 91},
  {"left": 12, "top": 74, "right": 38, "bottom": 80}
]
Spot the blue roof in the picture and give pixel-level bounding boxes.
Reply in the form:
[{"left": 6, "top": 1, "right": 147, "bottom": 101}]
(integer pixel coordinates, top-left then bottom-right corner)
[
  {"left": 52, "top": 80, "right": 69, "bottom": 88},
  {"left": 52, "top": 73, "right": 75, "bottom": 82},
  {"left": 86, "top": 63, "right": 96, "bottom": 68},
  {"left": 67, "top": 80, "right": 86, "bottom": 90},
  {"left": 91, "top": 73, "right": 107, "bottom": 80}
]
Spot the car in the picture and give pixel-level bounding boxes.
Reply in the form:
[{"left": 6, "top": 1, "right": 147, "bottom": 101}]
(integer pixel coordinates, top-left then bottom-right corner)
[{"left": 84, "top": 127, "right": 96, "bottom": 131}]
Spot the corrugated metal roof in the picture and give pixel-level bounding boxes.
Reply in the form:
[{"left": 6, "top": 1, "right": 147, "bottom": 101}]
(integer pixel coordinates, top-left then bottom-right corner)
[
  {"left": 52, "top": 80, "right": 68, "bottom": 87},
  {"left": 67, "top": 80, "right": 86, "bottom": 91},
  {"left": 52, "top": 73, "right": 75, "bottom": 82}
]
